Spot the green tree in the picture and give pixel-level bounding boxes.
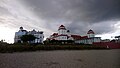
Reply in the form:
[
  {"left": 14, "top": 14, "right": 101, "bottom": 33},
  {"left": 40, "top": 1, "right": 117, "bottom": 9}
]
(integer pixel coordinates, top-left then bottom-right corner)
[{"left": 20, "top": 34, "right": 36, "bottom": 43}]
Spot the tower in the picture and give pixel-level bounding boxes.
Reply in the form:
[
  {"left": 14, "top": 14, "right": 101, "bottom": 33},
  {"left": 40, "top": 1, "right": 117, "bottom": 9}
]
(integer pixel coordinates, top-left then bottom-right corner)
[
  {"left": 67, "top": 30, "right": 71, "bottom": 36},
  {"left": 58, "top": 25, "right": 67, "bottom": 35},
  {"left": 87, "top": 29, "right": 95, "bottom": 38}
]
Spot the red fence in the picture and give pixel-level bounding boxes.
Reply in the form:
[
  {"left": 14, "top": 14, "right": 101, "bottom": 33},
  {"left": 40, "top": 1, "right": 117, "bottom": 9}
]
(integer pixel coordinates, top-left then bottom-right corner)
[{"left": 93, "top": 42, "right": 120, "bottom": 49}]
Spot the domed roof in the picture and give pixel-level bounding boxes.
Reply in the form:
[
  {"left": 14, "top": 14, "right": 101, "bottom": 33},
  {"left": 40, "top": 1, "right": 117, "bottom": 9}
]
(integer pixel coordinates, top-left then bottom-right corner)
[
  {"left": 20, "top": 26, "right": 23, "bottom": 30},
  {"left": 60, "top": 25, "right": 65, "bottom": 27},
  {"left": 52, "top": 33, "right": 58, "bottom": 36},
  {"left": 58, "top": 25, "right": 66, "bottom": 30},
  {"left": 67, "top": 30, "right": 70, "bottom": 32},
  {"left": 87, "top": 29, "right": 95, "bottom": 34}
]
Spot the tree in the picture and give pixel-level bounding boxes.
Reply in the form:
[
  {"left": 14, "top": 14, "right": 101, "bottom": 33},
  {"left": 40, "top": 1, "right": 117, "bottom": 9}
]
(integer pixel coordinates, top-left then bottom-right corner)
[
  {"left": 0, "top": 39, "right": 8, "bottom": 45},
  {"left": 20, "top": 34, "right": 36, "bottom": 43}
]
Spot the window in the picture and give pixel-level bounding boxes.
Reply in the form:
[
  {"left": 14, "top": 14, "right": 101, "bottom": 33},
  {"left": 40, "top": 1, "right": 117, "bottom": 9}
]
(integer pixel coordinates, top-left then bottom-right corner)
[{"left": 65, "top": 37, "right": 66, "bottom": 39}]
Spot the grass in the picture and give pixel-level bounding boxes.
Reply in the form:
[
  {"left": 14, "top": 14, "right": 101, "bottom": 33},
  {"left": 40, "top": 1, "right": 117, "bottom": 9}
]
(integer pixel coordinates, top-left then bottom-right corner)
[{"left": 0, "top": 43, "right": 108, "bottom": 53}]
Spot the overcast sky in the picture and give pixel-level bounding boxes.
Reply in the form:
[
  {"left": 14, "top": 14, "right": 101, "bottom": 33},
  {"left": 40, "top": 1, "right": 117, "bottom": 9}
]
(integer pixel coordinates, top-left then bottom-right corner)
[{"left": 0, "top": 0, "right": 120, "bottom": 43}]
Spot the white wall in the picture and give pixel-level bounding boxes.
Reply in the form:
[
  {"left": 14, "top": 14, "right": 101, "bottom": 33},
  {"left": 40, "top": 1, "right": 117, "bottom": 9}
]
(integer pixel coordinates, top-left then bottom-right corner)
[
  {"left": 58, "top": 36, "right": 67, "bottom": 40},
  {"left": 88, "top": 34, "right": 95, "bottom": 38},
  {"left": 75, "top": 37, "right": 101, "bottom": 44},
  {"left": 58, "top": 29, "right": 67, "bottom": 35},
  {"left": 14, "top": 31, "right": 27, "bottom": 43},
  {"left": 34, "top": 33, "right": 44, "bottom": 43}
]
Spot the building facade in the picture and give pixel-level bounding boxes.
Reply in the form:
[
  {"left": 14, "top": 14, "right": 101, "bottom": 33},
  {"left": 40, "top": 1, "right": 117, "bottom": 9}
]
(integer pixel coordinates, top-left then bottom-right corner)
[
  {"left": 47, "top": 25, "right": 73, "bottom": 41},
  {"left": 47, "top": 25, "right": 101, "bottom": 44},
  {"left": 75, "top": 29, "right": 101, "bottom": 44},
  {"left": 14, "top": 27, "right": 44, "bottom": 43}
]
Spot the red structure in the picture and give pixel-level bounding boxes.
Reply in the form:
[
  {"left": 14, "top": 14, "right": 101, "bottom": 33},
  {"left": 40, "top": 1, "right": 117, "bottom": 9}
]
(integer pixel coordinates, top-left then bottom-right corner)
[{"left": 93, "top": 42, "right": 120, "bottom": 49}]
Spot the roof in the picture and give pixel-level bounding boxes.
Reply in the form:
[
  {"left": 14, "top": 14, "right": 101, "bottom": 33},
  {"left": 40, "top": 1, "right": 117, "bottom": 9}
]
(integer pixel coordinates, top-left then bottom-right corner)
[
  {"left": 37, "top": 31, "right": 43, "bottom": 34},
  {"left": 19, "top": 27, "right": 27, "bottom": 32},
  {"left": 50, "top": 33, "right": 69, "bottom": 39},
  {"left": 58, "top": 25, "right": 66, "bottom": 30},
  {"left": 52, "top": 33, "right": 58, "bottom": 36},
  {"left": 67, "top": 30, "right": 70, "bottom": 32},
  {"left": 20, "top": 27, "right": 23, "bottom": 30},
  {"left": 81, "top": 36, "right": 88, "bottom": 39},
  {"left": 58, "top": 34, "right": 68, "bottom": 36},
  {"left": 87, "top": 29, "right": 95, "bottom": 34},
  {"left": 115, "top": 36, "right": 120, "bottom": 38},
  {"left": 71, "top": 35, "right": 81, "bottom": 40},
  {"left": 60, "top": 25, "right": 65, "bottom": 27},
  {"left": 21, "top": 30, "right": 27, "bottom": 32},
  {"left": 71, "top": 35, "right": 88, "bottom": 40},
  {"left": 47, "top": 38, "right": 56, "bottom": 40}
]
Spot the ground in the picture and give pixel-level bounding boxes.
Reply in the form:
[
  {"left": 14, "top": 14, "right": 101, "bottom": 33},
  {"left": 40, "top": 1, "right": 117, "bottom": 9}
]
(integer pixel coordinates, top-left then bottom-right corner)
[{"left": 0, "top": 49, "right": 120, "bottom": 68}]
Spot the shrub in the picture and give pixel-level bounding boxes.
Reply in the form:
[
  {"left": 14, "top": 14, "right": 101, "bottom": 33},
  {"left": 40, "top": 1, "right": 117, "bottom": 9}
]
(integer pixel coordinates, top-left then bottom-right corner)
[{"left": 0, "top": 44, "right": 108, "bottom": 53}]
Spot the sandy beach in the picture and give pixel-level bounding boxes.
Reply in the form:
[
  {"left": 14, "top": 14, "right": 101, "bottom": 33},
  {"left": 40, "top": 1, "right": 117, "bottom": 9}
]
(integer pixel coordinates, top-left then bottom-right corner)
[{"left": 0, "top": 49, "right": 120, "bottom": 68}]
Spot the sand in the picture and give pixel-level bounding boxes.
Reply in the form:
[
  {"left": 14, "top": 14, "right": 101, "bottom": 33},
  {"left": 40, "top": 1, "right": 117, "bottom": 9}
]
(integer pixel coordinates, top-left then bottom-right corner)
[{"left": 0, "top": 49, "right": 120, "bottom": 68}]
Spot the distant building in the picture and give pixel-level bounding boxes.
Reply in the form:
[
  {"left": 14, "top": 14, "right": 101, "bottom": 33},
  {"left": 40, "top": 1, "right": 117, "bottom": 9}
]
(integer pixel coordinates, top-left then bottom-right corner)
[
  {"left": 14, "top": 27, "right": 44, "bottom": 43},
  {"left": 14, "top": 27, "right": 27, "bottom": 43},
  {"left": 115, "top": 36, "right": 120, "bottom": 43},
  {"left": 47, "top": 25, "right": 73, "bottom": 41},
  {"left": 101, "top": 39, "right": 110, "bottom": 42},
  {"left": 75, "top": 29, "right": 101, "bottom": 44},
  {"left": 47, "top": 25, "right": 101, "bottom": 44}
]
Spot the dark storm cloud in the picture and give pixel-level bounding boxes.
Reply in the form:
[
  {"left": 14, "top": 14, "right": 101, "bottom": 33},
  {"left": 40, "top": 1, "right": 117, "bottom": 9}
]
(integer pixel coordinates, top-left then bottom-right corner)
[{"left": 21, "top": 0, "right": 120, "bottom": 35}]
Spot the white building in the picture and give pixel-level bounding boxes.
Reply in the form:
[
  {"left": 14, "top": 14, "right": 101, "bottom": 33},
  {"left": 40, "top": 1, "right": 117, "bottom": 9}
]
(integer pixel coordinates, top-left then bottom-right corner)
[
  {"left": 75, "top": 29, "right": 101, "bottom": 44},
  {"left": 47, "top": 25, "right": 73, "bottom": 41},
  {"left": 14, "top": 27, "right": 27, "bottom": 43},
  {"left": 14, "top": 27, "right": 44, "bottom": 43},
  {"left": 47, "top": 25, "right": 101, "bottom": 44},
  {"left": 28, "top": 29, "right": 44, "bottom": 43}
]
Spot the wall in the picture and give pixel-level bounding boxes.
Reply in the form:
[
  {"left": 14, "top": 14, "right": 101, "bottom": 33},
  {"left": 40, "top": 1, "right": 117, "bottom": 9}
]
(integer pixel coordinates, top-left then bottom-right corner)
[{"left": 93, "top": 42, "right": 120, "bottom": 49}]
